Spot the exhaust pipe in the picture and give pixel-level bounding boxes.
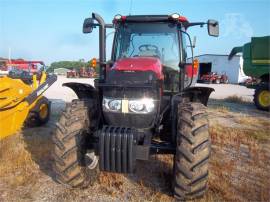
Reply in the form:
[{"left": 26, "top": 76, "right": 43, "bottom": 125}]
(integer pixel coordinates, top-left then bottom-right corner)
[{"left": 92, "top": 13, "right": 106, "bottom": 80}]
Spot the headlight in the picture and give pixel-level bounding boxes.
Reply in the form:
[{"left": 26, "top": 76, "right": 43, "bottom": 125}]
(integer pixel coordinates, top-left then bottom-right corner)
[
  {"left": 108, "top": 100, "right": 121, "bottom": 111},
  {"left": 103, "top": 98, "right": 121, "bottom": 112},
  {"left": 129, "top": 98, "right": 155, "bottom": 113},
  {"left": 129, "top": 101, "right": 144, "bottom": 112},
  {"left": 103, "top": 98, "right": 155, "bottom": 114}
]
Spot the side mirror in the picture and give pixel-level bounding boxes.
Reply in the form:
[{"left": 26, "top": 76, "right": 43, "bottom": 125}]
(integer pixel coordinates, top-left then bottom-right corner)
[
  {"left": 83, "top": 18, "right": 95, "bottom": 33},
  {"left": 207, "top": 19, "right": 219, "bottom": 37}
]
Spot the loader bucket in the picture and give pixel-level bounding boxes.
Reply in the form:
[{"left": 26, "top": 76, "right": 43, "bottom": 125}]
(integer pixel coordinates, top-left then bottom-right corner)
[{"left": 0, "top": 73, "right": 57, "bottom": 140}]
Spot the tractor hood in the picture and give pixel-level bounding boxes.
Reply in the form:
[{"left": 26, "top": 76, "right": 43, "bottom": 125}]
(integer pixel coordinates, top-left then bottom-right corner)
[
  {"left": 103, "top": 57, "right": 162, "bottom": 128},
  {"left": 112, "top": 57, "right": 164, "bottom": 80}
]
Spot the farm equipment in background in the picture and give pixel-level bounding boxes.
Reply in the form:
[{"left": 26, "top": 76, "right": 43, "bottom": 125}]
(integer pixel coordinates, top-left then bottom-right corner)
[
  {"left": 0, "top": 65, "right": 8, "bottom": 75},
  {"left": 79, "top": 67, "right": 97, "bottom": 78},
  {"left": 7, "top": 60, "right": 46, "bottom": 83},
  {"left": 52, "top": 13, "right": 219, "bottom": 200},
  {"left": 242, "top": 77, "right": 257, "bottom": 85},
  {"left": 0, "top": 66, "right": 57, "bottom": 139},
  {"left": 229, "top": 36, "right": 270, "bottom": 110},
  {"left": 200, "top": 72, "right": 229, "bottom": 84},
  {"left": 0, "top": 60, "right": 45, "bottom": 77},
  {"left": 66, "top": 69, "right": 79, "bottom": 78},
  {"left": 7, "top": 60, "right": 45, "bottom": 74},
  {"left": 67, "top": 67, "right": 97, "bottom": 78}
]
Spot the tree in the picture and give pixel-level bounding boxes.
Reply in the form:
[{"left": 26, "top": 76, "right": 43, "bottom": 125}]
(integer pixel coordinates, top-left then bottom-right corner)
[{"left": 49, "top": 61, "right": 87, "bottom": 71}]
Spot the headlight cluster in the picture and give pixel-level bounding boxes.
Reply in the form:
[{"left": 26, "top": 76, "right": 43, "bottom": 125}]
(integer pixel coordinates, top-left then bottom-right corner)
[{"left": 103, "top": 98, "right": 155, "bottom": 114}]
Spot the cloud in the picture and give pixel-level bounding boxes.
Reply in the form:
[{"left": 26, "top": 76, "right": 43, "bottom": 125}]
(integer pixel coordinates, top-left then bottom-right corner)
[{"left": 221, "top": 13, "right": 253, "bottom": 38}]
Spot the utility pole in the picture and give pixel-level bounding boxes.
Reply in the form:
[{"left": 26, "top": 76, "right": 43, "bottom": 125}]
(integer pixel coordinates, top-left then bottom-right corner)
[{"left": 8, "top": 47, "right": 11, "bottom": 62}]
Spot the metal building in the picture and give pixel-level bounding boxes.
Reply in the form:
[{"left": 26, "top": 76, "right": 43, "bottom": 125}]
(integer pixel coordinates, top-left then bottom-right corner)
[{"left": 193, "top": 54, "right": 249, "bottom": 84}]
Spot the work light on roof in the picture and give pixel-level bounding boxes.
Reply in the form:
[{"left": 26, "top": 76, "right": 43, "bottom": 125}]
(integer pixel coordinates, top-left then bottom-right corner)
[
  {"left": 170, "top": 13, "right": 180, "bottom": 19},
  {"left": 114, "top": 14, "right": 122, "bottom": 20}
]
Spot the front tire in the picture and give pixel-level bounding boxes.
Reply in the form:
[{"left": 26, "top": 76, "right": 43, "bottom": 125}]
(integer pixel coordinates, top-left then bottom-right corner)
[
  {"left": 25, "top": 97, "right": 50, "bottom": 127},
  {"left": 52, "top": 99, "right": 99, "bottom": 188},
  {"left": 173, "top": 102, "right": 210, "bottom": 200},
  {"left": 254, "top": 84, "right": 270, "bottom": 111}
]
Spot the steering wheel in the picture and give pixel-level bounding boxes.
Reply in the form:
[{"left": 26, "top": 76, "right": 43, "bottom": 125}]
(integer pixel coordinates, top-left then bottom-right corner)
[{"left": 139, "top": 44, "right": 159, "bottom": 52}]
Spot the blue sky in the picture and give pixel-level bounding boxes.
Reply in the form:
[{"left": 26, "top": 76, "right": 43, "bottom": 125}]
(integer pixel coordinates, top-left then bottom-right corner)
[{"left": 0, "top": 0, "right": 270, "bottom": 64}]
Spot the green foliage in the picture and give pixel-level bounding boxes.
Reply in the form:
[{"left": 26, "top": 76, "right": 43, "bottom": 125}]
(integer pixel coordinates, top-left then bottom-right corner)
[
  {"left": 50, "top": 61, "right": 87, "bottom": 70},
  {"left": 46, "top": 59, "right": 100, "bottom": 74}
]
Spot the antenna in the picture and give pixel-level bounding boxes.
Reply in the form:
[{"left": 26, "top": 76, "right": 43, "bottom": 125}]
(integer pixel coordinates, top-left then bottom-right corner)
[{"left": 129, "top": 0, "right": 133, "bottom": 15}]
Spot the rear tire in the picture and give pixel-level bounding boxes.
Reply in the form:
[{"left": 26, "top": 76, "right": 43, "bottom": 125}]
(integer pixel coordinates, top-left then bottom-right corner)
[
  {"left": 173, "top": 102, "right": 210, "bottom": 200},
  {"left": 52, "top": 99, "right": 99, "bottom": 188}
]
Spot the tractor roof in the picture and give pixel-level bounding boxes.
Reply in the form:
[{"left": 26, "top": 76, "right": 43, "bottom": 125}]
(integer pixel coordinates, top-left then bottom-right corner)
[{"left": 113, "top": 14, "right": 188, "bottom": 23}]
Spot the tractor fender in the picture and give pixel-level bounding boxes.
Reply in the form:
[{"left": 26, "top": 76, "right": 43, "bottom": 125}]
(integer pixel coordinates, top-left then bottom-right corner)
[
  {"left": 63, "top": 82, "right": 98, "bottom": 100},
  {"left": 183, "top": 86, "right": 214, "bottom": 106}
]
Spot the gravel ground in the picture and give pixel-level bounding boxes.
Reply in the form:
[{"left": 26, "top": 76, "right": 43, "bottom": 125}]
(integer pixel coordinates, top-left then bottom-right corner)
[
  {"left": 44, "top": 76, "right": 255, "bottom": 102},
  {"left": 44, "top": 76, "right": 94, "bottom": 102},
  {"left": 1, "top": 75, "right": 269, "bottom": 202},
  {"left": 1, "top": 99, "right": 269, "bottom": 202},
  {"left": 196, "top": 83, "right": 254, "bottom": 101}
]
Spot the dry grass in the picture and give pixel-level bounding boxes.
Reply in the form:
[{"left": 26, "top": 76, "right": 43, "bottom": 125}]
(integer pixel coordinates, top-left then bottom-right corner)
[
  {"left": 0, "top": 103, "right": 269, "bottom": 201},
  {"left": 234, "top": 116, "right": 270, "bottom": 141},
  {"left": 208, "top": 123, "right": 270, "bottom": 202},
  {"left": 0, "top": 134, "right": 38, "bottom": 188},
  {"left": 0, "top": 126, "right": 54, "bottom": 201},
  {"left": 223, "top": 95, "right": 250, "bottom": 104},
  {"left": 211, "top": 105, "right": 230, "bottom": 113}
]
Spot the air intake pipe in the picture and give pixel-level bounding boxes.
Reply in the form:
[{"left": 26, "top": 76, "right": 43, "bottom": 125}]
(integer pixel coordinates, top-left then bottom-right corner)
[{"left": 92, "top": 13, "right": 106, "bottom": 80}]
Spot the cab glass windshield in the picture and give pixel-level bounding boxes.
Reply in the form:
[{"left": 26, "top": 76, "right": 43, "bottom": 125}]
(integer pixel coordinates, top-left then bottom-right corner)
[{"left": 113, "top": 23, "right": 180, "bottom": 71}]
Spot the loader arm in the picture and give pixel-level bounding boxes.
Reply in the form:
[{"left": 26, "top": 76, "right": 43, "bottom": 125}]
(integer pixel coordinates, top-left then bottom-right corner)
[{"left": 25, "top": 74, "right": 57, "bottom": 105}]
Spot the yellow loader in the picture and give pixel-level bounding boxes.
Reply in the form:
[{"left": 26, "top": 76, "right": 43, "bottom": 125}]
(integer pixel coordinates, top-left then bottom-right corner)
[{"left": 0, "top": 72, "right": 57, "bottom": 139}]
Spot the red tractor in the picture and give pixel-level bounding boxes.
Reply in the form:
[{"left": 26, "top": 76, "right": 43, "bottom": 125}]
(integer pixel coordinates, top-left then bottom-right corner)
[
  {"left": 200, "top": 72, "right": 229, "bottom": 84},
  {"left": 53, "top": 13, "right": 219, "bottom": 200},
  {"left": 79, "top": 67, "right": 96, "bottom": 78},
  {"left": 66, "top": 69, "right": 79, "bottom": 78}
]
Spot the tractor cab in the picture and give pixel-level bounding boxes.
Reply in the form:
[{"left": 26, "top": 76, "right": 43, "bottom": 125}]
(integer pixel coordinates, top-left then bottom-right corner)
[
  {"left": 83, "top": 14, "right": 218, "bottom": 93},
  {"left": 111, "top": 17, "right": 182, "bottom": 92},
  {"left": 82, "top": 14, "right": 218, "bottom": 129}
]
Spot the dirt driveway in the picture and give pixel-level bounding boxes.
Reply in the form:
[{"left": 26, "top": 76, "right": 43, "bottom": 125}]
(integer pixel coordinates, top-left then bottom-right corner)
[
  {"left": 0, "top": 77, "right": 269, "bottom": 202},
  {"left": 44, "top": 76, "right": 254, "bottom": 102}
]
